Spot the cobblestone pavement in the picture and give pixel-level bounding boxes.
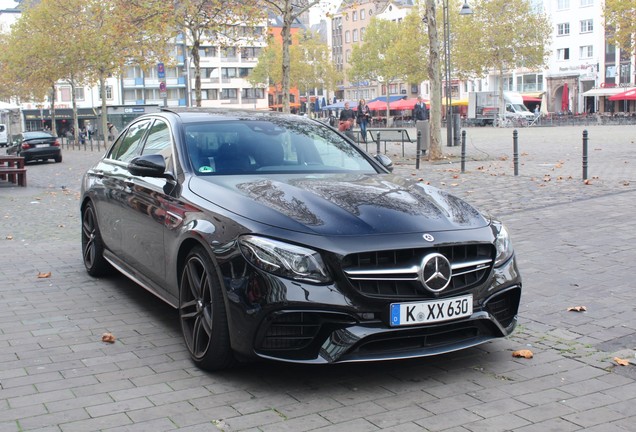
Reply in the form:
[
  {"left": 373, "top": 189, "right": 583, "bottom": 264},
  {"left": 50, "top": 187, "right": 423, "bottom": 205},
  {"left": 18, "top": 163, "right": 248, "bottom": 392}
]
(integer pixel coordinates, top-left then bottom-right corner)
[{"left": 0, "top": 125, "right": 635, "bottom": 431}]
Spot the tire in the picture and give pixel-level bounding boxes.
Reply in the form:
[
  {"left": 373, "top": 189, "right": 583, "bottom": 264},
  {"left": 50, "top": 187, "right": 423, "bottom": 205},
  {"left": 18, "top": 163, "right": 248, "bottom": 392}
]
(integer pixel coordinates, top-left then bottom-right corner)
[
  {"left": 54, "top": 154, "right": 62, "bottom": 163},
  {"left": 179, "top": 246, "right": 235, "bottom": 371},
  {"left": 81, "top": 202, "right": 110, "bottom": 276}
]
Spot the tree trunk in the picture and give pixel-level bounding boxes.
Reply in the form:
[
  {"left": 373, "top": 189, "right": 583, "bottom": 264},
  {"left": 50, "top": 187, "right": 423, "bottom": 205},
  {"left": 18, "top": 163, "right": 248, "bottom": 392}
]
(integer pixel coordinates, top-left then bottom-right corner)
[
  {"left": 50, "top": 85, "right": 57, "bottom": 137},
  {"left": 70, "top": 78, "right": 79, "bottom": 146},
  {"left": 191, "top": 37, "right": 202, "bottom": 107},
  {"left": 100, "top": 74, "right": 108, "bottom": 145},
  {"left": 425, "top": 0, "right": 442, "bottom": 160},
  {"left": 281, "top": 3, "right": 292, "bottom": 113}
]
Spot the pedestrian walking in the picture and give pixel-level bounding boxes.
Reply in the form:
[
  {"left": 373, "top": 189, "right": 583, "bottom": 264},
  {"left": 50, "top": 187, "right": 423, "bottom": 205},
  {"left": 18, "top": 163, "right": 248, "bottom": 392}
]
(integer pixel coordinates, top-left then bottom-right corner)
[
  {"left": 338, "top": 102, "right": 356, "bottom": 141},
  {"left": 356, "top": 99, "right": 370, "bottom": 143}
]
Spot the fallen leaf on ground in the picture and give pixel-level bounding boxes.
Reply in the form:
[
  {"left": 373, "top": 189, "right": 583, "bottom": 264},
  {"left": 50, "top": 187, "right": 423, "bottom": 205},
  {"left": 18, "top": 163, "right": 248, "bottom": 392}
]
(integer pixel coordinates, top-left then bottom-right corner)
[
  {"left": 101, "top": 333, "right": 116, "bottom": 343},
  {"left": 512, "top": 349, "right": 534, "bottom": 359},
  {"left": 614, "top": 357, "right": 630, "bottom": 366},
  {"left": 584, "top": 179, "right": 592, "bottom": 185},
  {"left": 5, "top": 235, "right": 13, "bottom": 240},
  {"left": 37, "top": 272, "right": 52, "bottom": 278},
  {"left": 567, "top": 306, "right": 587, "bottom": 312}
]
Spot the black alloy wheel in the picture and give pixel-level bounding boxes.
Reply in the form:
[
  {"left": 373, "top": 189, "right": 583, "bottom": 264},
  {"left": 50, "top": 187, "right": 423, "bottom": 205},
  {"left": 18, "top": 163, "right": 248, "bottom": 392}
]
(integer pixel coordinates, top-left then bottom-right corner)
[
  {"left": 179, "top": 246, "right": 234, "bottom": 370},
  {"left": 81, "top": 202, "right": 110, "bottom": 276}
]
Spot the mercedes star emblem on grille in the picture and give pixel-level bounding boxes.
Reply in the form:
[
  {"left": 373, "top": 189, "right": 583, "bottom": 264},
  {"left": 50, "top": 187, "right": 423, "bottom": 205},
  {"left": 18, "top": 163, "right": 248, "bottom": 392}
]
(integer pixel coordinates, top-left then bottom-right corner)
[
  {"left": 423, "top": 233, "right": 435, "bottom": 242},
  {"left": 419, "top": 253, "right": 452, "bottom": 292}
]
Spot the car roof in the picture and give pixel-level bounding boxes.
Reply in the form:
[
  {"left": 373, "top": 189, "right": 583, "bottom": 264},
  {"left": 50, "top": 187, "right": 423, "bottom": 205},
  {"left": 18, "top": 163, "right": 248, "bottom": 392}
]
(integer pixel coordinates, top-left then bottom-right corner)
[{"left": 158, "top": 107, "right": 312, "bottom": 124}]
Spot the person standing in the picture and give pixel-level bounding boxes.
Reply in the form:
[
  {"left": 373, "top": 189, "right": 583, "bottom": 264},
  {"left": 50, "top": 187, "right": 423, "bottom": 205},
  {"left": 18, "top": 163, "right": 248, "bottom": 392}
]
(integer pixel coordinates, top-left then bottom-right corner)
[
  {"left": 413, "top": 96, "right": 430, "bottom": 154},
  {"left": 356, "top": 99, "right": 370, "bottom": 143},
  {"left": 107, "top": 122, "right": 118, "bottom": 142},
  {"left": 338, "top": 102, "right": 356, "bottom": 140}
]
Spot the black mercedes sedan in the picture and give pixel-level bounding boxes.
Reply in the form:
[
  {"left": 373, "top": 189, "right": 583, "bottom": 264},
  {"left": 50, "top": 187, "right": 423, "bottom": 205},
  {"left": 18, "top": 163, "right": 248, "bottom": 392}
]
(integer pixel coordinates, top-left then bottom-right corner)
[{"left": 80, "top": 108, "right": 521, "bottom": 371}]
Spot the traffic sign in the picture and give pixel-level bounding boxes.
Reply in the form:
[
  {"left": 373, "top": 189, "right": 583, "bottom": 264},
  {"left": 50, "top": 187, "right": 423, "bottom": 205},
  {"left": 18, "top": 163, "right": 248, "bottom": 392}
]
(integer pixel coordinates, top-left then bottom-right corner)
[{"left": 157, "top": 62, "right": 165, "bottom": 79}]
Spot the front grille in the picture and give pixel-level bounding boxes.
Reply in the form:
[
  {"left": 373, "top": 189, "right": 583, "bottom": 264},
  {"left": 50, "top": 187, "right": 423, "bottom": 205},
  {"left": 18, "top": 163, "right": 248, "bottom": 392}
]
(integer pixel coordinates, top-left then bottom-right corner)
[{"left": 342, "top": 244, "right": 494, "bottom": 299}]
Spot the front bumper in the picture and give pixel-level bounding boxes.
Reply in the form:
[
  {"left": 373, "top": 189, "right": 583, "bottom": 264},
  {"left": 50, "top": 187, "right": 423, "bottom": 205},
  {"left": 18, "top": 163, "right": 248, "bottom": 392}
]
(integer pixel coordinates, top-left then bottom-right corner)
[{"left": 223, "top": 254, "right": 522, "bottom": 364}]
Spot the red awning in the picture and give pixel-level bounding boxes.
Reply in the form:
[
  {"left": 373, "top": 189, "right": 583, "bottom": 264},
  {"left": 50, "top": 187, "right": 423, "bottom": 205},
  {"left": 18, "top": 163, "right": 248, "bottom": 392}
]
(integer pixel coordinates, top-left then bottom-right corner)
[
  {"left": 608, "top": 88, "right": 636, "bottom": 101},
  {"left": 522, "top": 95, "right": 542, "bottom": 103}
]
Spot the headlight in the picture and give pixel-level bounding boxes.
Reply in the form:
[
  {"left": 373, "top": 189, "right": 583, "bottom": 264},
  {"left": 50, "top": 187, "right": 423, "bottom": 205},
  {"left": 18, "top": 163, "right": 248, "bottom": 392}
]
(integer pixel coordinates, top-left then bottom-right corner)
[
  {"left": 492, "top": 221, "right": 514, "bottom": 267},
  {"left": 239, "top": 235, "right": 331, "bottom": 283}
]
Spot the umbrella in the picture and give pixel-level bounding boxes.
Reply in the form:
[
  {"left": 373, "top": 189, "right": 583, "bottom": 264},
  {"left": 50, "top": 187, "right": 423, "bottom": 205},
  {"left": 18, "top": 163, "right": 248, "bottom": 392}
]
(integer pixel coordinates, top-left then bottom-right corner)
[
  {"left": 561, "top": 83, "right": 569, "bottom": 112},
  {"left": 366, "top": 100, "right": 388, "bottom": 111},
  {"left": 608, "top": 88, "right": 636, "bottom": 101},
  {"left": 390, "top": 98, "right": 424, "bottom": 110},
  {"left": 322, "top": 100, "right": 354, "bottom": 111},
  {"left": 314, "top": 98, "right": 321, "bottom": 112},
  {"left": 540, "top": 93, "right": 549, "bottom": 115},
  {"left": 441, "top": 98, "right": 468, "bottom": 107}
]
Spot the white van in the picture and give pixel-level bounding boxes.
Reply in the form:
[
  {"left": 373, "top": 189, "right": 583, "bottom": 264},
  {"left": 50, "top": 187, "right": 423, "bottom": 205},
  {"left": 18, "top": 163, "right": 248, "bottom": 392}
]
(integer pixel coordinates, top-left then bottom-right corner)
[
  {"left": 0, "top": 124, "right": 7, "bottom": 147},
  {"left": 504, "top": 92, "right": 535, "bottom": 121}
]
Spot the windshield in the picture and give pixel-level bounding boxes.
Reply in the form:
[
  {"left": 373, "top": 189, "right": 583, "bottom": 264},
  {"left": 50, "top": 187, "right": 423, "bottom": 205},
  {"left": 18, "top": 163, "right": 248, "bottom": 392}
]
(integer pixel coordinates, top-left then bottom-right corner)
[
  {"left": 511, "top": 104, "right": 530, "bottom": 112},
  {"left": 186, "top": 119, "right": 379, "bottom": 175}
]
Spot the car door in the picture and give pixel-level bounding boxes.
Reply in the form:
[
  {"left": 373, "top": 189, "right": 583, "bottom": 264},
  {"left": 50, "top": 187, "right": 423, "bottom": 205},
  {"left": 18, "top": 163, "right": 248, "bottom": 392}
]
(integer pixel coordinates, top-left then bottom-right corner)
[
  {"left": 121, "top": 119, "right": 175, "bottom": 291},
  {"left": 91, "top": 118, "right": 153, "bottom": 259}
]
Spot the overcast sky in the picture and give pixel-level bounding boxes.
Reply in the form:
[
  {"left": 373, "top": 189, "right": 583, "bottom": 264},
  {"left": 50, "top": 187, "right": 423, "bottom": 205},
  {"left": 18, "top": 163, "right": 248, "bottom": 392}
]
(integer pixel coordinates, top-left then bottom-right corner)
[{"left": 0, "top": 0, "right": 18, "bottom": 9}]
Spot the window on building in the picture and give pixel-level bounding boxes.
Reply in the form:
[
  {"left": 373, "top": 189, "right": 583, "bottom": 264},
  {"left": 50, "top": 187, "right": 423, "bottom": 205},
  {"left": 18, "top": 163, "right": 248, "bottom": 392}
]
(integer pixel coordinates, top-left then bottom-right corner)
[
  {"left": 345, "top": 49, "right": 351, "bottom": 63},
  {"left": 222, "top": 68, "right": 237, "bottom": 78},
  {"left": 59, "top": 87, "right": 71, "bottom": 102},
  {"left": 198, "top": 46, "right": 217, "bottom": 57},
  {"left": 557, "top": 0, "right": 569, "bottom": 9},
  {"left": 221, "top": 47, "right": 237, "bottom": 59},
  {"left": 241, "top": 88, "right": 264, "bottom": 99},
  {"left": 221, "top": 89, "right": 238, "bottom": 99},
  {"left": 201, "top": 89, "right": 219, "bottom": 100},
  {"left": 580, "top": 19, "right": 593, "bottom": 33},
  {"left": 241, "top": 47, "right": 261, "bottom": 59},
  {"left": 74, "top": 87, "right": 85, "bottom": 101},
  {"left": 99, "top": 85, "right": 113, "bottom": 100},
  {"left": 361, "top": 27, "right": 366, "bottom": 40},
  {"left": 557, "top": 23, "right": 570, "bottom": 36},
  {"left": 579, "top": 45, "right": 593, "bottom": 59},
  {"left": 579, "top": 0, "right": 593, "bottom": 6},
  {"left": 353, "top": 29, "right": 358, "bottom": 42},
  {"left": 557, "top": 48, "right": 570, "bottom": 60},
  {"left": 360, "top": 9, "right": 365, "bottom": 20},
  {"left": 345, "top": 30, "right": 350, "bottom": 43},
  {"left": 619, "top": 63, "right": 631, "bottom": 84},
  {"left": 352, "top": 11, "right": 357, "bottom": 21}
]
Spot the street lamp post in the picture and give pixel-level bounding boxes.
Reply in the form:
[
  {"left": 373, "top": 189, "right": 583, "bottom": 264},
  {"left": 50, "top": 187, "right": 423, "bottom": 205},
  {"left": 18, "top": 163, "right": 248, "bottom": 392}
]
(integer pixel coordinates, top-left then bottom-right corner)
[{"left": 443, "top": 0, "right": 472, "bottom": 146}]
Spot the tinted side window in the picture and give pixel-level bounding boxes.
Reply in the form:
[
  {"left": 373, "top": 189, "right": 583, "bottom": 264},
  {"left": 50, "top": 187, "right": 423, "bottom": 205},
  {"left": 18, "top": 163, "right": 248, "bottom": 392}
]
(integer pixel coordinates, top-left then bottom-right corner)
[
  {"left": 141, "top": 120, "right": 173, "bottom": 170},
  {"left": 109, "top": 119, "right": 152, "bottom": 162}
]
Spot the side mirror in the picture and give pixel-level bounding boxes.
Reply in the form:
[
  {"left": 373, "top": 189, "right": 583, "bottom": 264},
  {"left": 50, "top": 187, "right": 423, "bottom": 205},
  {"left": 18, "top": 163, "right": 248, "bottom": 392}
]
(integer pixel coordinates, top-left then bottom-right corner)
[
  {"left": 374, "top": 153, "right": 393, "bottom": 172},
  {"left": 128, "top": 154, "right": 167, "bottom": 178}
]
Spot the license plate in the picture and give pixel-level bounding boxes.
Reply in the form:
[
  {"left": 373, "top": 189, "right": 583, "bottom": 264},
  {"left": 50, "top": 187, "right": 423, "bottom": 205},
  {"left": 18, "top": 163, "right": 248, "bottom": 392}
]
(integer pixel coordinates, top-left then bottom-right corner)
[
  {"left": 35, "top": 144, "right": 48, "bottom": 148},
  {"left": 390, "top": 295, "right": 473, "bottom": 327}
]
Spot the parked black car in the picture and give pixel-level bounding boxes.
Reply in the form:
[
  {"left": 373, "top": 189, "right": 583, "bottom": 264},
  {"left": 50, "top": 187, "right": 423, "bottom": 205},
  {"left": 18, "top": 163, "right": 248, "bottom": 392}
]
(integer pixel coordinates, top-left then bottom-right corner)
[
  {"left": 80, "top": 108, "right": 521, "bottom": 371},
  {"left": 7, "top": 131, "right": 62, "bottom": 163}
]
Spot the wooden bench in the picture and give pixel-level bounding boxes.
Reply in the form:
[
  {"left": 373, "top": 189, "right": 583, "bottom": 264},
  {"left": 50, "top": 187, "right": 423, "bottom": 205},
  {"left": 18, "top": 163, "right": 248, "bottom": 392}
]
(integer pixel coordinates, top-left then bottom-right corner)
[{"left": 0, "top": 167, "right": 27, "bottom": 186}]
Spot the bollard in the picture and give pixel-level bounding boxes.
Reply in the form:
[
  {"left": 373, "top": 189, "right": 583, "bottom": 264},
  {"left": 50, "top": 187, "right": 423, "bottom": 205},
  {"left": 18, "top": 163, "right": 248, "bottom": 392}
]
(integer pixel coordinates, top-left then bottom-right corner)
[
  {"left": 582, "top": 129, "right": 588, "bottom": 181},
  {"left": 416, "top": 130, "right": 422, "bottom": 170},
  {"left": 461, "top": 130, "right": 466, "bottom": 173},
  {"left": 513, "top": 129, "right": 519, "bottom": 176},
  {"left": 376, "top": 131, "right": 381, "bottom": 155}
]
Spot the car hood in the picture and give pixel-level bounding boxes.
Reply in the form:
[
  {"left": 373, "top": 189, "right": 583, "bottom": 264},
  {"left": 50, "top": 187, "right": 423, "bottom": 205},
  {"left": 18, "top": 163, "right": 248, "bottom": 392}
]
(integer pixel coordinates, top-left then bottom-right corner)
[{"left": 188, "top": 173, "right": 488, "bottom": 235}]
